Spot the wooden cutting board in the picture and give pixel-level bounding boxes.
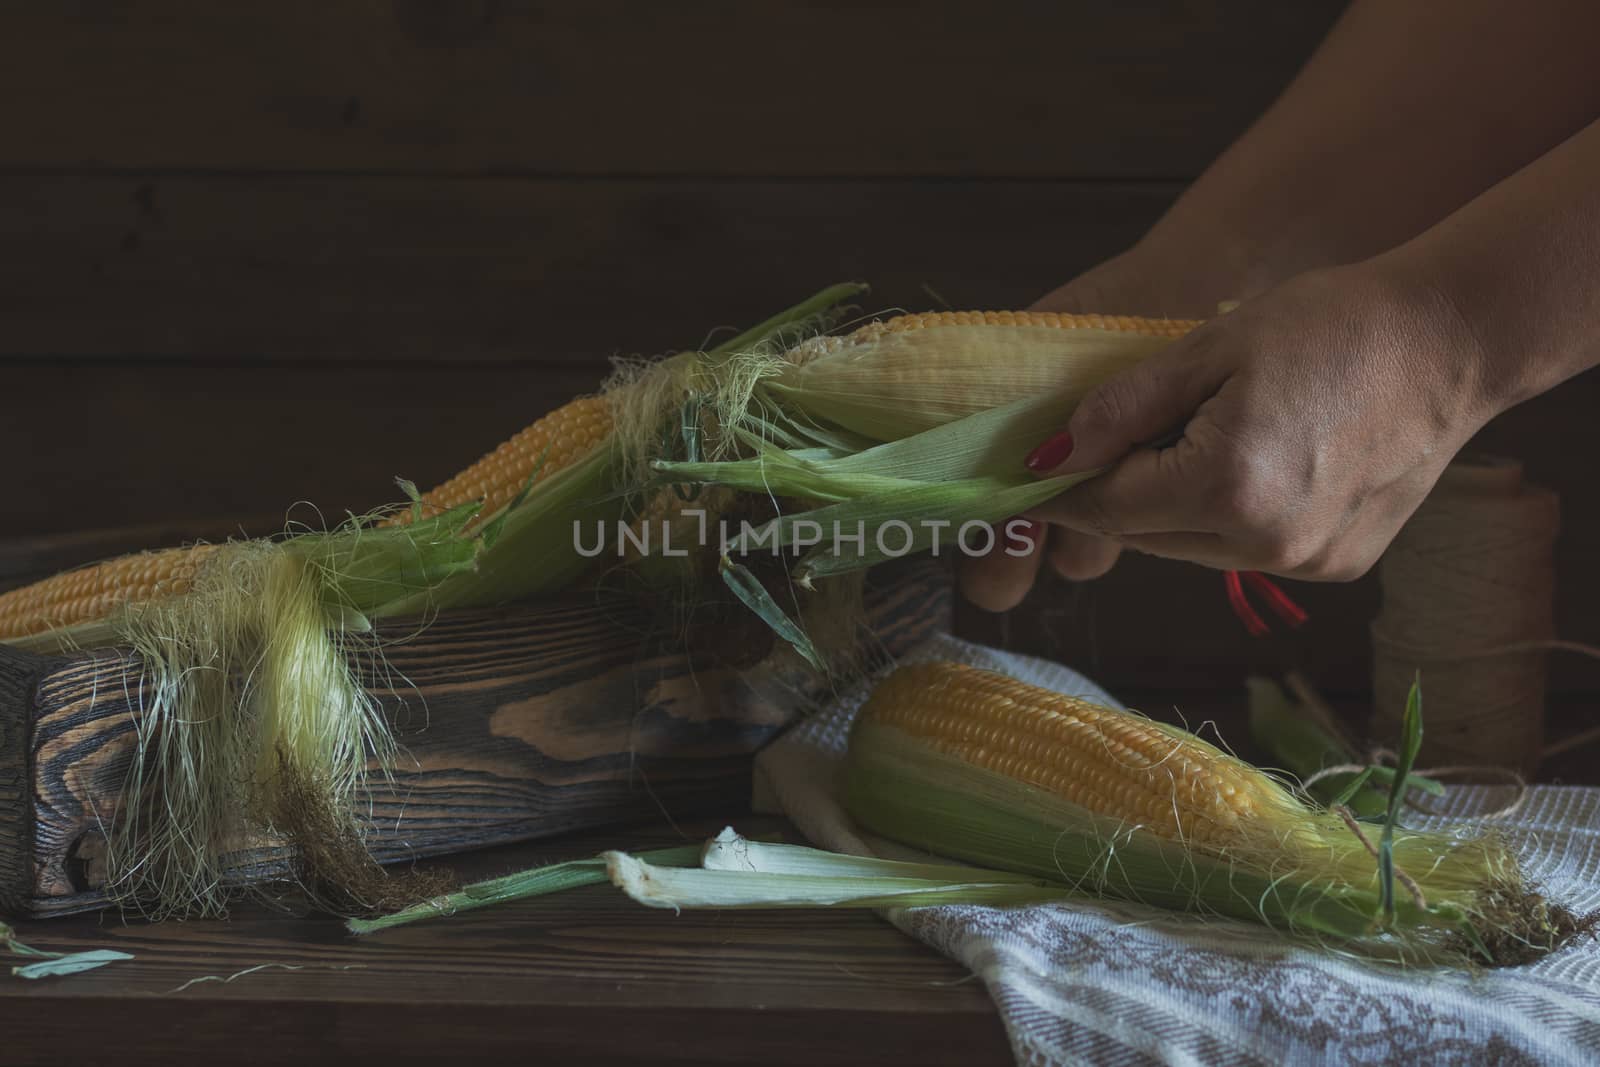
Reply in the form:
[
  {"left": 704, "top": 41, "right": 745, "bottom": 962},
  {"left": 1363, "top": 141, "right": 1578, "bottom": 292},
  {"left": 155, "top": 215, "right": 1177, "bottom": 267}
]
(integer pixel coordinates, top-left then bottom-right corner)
[{"left": 0, "top": 559, "right": 948, "bottom": 917}]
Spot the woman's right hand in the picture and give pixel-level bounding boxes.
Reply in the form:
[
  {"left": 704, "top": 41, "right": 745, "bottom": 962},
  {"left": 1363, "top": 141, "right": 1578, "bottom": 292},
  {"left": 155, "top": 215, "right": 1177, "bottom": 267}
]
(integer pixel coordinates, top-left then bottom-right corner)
[{"left": 957, "top": 241, "right": 1252, "bottom": 612}]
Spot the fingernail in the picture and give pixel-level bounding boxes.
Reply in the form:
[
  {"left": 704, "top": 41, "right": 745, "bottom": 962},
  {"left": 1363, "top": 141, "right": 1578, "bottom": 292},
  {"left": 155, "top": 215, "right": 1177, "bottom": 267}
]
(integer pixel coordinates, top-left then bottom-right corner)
[
  {"left": 1025, "top": 430, "right": 1075, "bottom": 473},
  {"left": 1003, "top": 519, "right": 1041, "bottom": 552}
]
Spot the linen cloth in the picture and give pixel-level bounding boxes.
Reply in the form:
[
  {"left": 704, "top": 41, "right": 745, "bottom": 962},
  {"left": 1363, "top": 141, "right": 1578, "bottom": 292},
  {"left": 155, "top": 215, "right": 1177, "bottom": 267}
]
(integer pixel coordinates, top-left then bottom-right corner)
[{"left": 752, "top": 633, "right": 1600, "bottom": 1066}]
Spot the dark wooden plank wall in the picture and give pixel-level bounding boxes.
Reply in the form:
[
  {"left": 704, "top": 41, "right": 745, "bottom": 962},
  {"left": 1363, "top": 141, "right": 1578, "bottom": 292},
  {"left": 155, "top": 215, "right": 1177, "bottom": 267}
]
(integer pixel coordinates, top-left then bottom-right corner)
[{"left": 3, "top": 2, "right": 1596, "bottom": 700}]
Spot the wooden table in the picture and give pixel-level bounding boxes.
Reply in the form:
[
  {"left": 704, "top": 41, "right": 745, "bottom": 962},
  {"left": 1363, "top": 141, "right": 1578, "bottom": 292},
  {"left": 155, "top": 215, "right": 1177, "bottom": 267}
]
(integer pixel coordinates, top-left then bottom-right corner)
[
  {"left": 4, "top": 517, "right": 1594, "bottom": 1066},
  {"left": 0, "top": 815, "right": 1013, "bottom": 1066},
  {"left": 6, "top": 689, "right": 1597, "bottom": 1067},
  {"left": 0, "top": 525, "right": 1008, "bottom": 1063}
]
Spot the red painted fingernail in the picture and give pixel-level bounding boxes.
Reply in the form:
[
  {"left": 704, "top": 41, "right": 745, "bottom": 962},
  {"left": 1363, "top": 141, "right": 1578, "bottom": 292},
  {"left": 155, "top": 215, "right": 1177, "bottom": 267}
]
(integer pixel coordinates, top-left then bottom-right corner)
[
  {"left": 1004, "top": 519, "right": 1042, "bottom": 551},
  {"left": 1025, "top": 430, "right": 1075, "bottom": 473}
]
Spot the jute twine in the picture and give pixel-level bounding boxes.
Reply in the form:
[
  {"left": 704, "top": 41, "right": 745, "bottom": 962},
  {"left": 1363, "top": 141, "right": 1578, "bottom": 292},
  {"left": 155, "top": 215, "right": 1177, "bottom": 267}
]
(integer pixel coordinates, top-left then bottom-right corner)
[{"left": 1371, "top": 455, "right": 1560, "bottom": 777}]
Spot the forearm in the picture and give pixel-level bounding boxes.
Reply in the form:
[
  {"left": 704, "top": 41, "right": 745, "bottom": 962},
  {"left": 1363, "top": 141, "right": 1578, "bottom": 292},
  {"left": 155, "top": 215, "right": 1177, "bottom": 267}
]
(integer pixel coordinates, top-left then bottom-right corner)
[
  {"left": 1379, "top": 118, "right": 1600, "bottom": 420},
  {"left": 1022, "top": 123, "right": 1600, "bottom": 582},
  {"left": 1145, "top": 0, "right": 1600, "bottom": 297}
]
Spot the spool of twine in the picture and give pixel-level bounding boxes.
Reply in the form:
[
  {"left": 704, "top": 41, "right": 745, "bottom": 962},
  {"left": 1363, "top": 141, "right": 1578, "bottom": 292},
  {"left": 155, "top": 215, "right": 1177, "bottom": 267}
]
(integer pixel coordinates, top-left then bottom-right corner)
[{"left": 1370, "top": 454, "right": 1559, "bottom": 777}]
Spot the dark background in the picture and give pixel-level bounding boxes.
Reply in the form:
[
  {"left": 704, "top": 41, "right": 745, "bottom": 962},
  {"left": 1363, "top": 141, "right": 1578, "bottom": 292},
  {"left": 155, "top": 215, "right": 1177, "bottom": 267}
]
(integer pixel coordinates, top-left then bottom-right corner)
[{"left": 2, "top": 1, "right": 1595, "bottom": 703}]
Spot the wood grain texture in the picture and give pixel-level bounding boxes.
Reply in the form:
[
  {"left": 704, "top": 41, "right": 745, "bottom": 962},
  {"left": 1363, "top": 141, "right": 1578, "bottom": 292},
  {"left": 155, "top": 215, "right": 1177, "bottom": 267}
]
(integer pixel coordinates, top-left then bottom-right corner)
[
  {"left": 2, "top": 362, "right": 608, "bottom": 538},
  {"left": 2, "top": 709, "right": 1590, "bottom": 1065},
  {"left": 0, "top": 817, "right": 1010, "bottom": 1067},
  {"left": 2, "top": 1, "right": 1592, "bottom": 718},
  {"left": 0, "top": 176, "right": 1172, "bottom": 537},
  {"left": 0, "top": 644, "right": 40, "bottom": 912},
  {"left": 0, "top": 177, "right": 1178, "bottom": 363},
  {"left": 0, "top": 1, "right": 1341, "bottom": 178},
  {"left": 12, "top": 560, "right": 949, "bottom": 916}
]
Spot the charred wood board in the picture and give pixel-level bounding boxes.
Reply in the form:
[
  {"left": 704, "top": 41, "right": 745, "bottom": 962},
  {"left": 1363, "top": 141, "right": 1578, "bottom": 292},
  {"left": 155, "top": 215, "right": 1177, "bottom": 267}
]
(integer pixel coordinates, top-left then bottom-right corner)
[{"left": 0, "top": 560, "right": 948, "bottom": 917}]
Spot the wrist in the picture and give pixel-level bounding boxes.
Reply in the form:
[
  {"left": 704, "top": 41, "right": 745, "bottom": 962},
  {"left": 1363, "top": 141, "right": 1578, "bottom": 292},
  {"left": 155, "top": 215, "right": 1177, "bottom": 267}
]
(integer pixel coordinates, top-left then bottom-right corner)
[
  {"left": 1135, "top": 204, "right": 1323, "bottom": 313},
  {"left": 1077, "top": 224, "right": 1259, "bottom": 320},
  {"left": 1356, "top": 254, "right": 1505, "bottom": 439}
]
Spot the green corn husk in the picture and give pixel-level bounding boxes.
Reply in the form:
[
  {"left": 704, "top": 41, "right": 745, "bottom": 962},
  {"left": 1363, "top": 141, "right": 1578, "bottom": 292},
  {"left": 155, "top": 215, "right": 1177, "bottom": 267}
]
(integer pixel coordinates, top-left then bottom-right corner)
[
  {"left": 347, "top": 844, "right": 704, "bottom": 934},
  {"left": 590, "top": 806, "right": 1575, "bottom": 964},
  {"left": 384, "top": 281, "right": 873, "bottom": 615},
  {"left": 0, "top": 286, "right": 874, "bottom": 920},
  {"left": 1247, "top": 675, "right": 1442, "bottom": 818},
  {"left": 653, "top": 394, "right": 1096, "bottom": 658},
  {"left": 2, "top": 922, "right": 132, "bottom": 980},
  {"left": 650, "top": 327, "right": 1168, "bottom": 655},
  {"left": 841, "top": 669, "right": 1585, "bottom": 966},
  {"left": 846, "top": 720, "right": 1425, "bottom": 946},
  {"left": 348, "top": 830, "right": 840, "bottom": 934},
  {"left": 383, "top": 446, "right": 623, "bottom": 615},
  {"left": 595, "top": 680, "right": 1587, "bottom": 969},
  {"left": 606, "top": 829, "right": 1075, "bottom": 911}
]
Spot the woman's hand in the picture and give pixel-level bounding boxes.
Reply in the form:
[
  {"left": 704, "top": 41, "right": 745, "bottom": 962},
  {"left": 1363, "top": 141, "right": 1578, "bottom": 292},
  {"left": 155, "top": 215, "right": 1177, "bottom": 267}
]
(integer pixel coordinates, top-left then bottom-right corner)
[
  {"left": 957, "top": 0, "right": 1600, "bottom": 613},
  {"left": 1021, "top": 265, "right": 1493, "bottom": 580},
  {"left": 957, "top": 242, "right": 1254, "bottom": 611}
]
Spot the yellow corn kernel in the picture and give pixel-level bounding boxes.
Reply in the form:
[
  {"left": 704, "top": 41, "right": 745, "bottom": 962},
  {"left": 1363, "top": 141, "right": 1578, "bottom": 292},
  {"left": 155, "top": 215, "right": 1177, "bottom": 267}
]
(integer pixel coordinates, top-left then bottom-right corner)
[
  {"left": 0, "top": 543, "right": 220, "bottom": 640},
  {"left": 389, "top": 393, "right": 613, "bottom": 528},
  {"left": 1, "top": 394, "right": 614, "bottom": 640},
  {"left": 855, "top": 310, "right": 1199, "bottom": 341},
  {"left": 774, "top": 311, "right": 1202, "bottom": 441},
  {"left": 857, "top": 662, "right": 1263, "bottom": 846}
]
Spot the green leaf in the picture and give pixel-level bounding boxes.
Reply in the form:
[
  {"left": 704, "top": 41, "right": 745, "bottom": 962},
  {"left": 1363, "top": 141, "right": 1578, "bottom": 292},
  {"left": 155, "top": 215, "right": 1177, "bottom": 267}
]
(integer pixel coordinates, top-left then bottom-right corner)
[
  {"left": 1246, "top": 677, "right": 1387, "bottom": 817},
  {"left": 824, "top": 390, "right": 1071, "bottom": 483},
  {"left": 718, "top": 559, "right": 825, "bottom": 671},
  {"left": 783, "top": 418, "right": 878, "bottom": 456},
  {"left": 788, "top": 472, "right": 1091, "bottom": 581},
  {"left": 704, "top": 282, "right": 868, "bottom": 360},
  {"left": 347, "top": 843, "right": 703, "bottom": 934},
  {"left": 479, "top": 443, "right": 552, "bottom": 551},
  {"left": 1379, "top": 675, "right": 1424, "bottom": 923},
  {"left": 405, "top": 447, "right": 625, "bottom": 614},
  {"left": 13, "top": 950, "right": 133, "bottom": 980},
  {"left": 680, "top": 392, "right": 703, "bottom": 465},
  {"left": 654, "top": 449, "right": 908, "bottom": 505},
  {"left": 2, "top": 923, "right": 132, "bottom": 979},
  {"left": 606, "top": 851, "right": 1072, "bottom": 911},
  {"left": 396, "top": 477, "right": 424, "bottom": 523},
  {"left": 1327, "top": 766, "right": 1377, "bottom": 808},
  {"left": 700, "top": 828, "right": 1041, "bottom": 883}
]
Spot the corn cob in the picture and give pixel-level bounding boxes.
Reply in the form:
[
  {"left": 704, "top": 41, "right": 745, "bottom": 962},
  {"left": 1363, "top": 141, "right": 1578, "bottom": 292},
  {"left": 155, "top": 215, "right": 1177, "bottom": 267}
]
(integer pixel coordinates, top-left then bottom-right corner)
[
  {"left": 854, "top": 663, "right": 1299, "bottom": 850},
  {"left": 4, "top": 305, "right": 1166, "bottom": 643},
  {"left": 0, "top": 285, "right": 871, "bottom": 921},
  {"left": 388, "top": 393, "right": 613, "bottom": 529},
  {"left": 0, "top": 395, "right": 613, "bottom": 642},
  {"left": 854, "top": 310, "right": 1197, "bottom": 339},
  {"left": 591, "top": 665, "right": 1584, "bottom": 966},
  {"left": 844, "top": 662, "right": 1576, "bottom": 963},
  {"left": 771, "top": 311, "right": 1200, "bottom": 442},
  {"left": 660, "top": 310, "right": 1199, "bottom": 609},
  {"left": 0, "top": 543, "right": 221, "bottom": 641},
  {"left": 860, "top": 662, "right": 1268, "bottom": 847}
]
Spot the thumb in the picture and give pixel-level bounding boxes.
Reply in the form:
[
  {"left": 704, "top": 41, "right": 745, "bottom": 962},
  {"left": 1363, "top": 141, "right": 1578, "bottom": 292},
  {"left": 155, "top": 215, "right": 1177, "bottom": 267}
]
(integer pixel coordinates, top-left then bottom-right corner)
[{"left": 1024, "top": 332, "right": 1226, "bottom": 477}]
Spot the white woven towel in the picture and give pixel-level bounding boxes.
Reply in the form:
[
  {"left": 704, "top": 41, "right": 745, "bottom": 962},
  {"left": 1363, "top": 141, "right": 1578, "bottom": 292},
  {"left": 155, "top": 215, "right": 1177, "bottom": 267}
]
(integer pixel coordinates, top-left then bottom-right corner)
[{"left": 753, "top": 634, "right": 1600, "bottom": 1066}]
